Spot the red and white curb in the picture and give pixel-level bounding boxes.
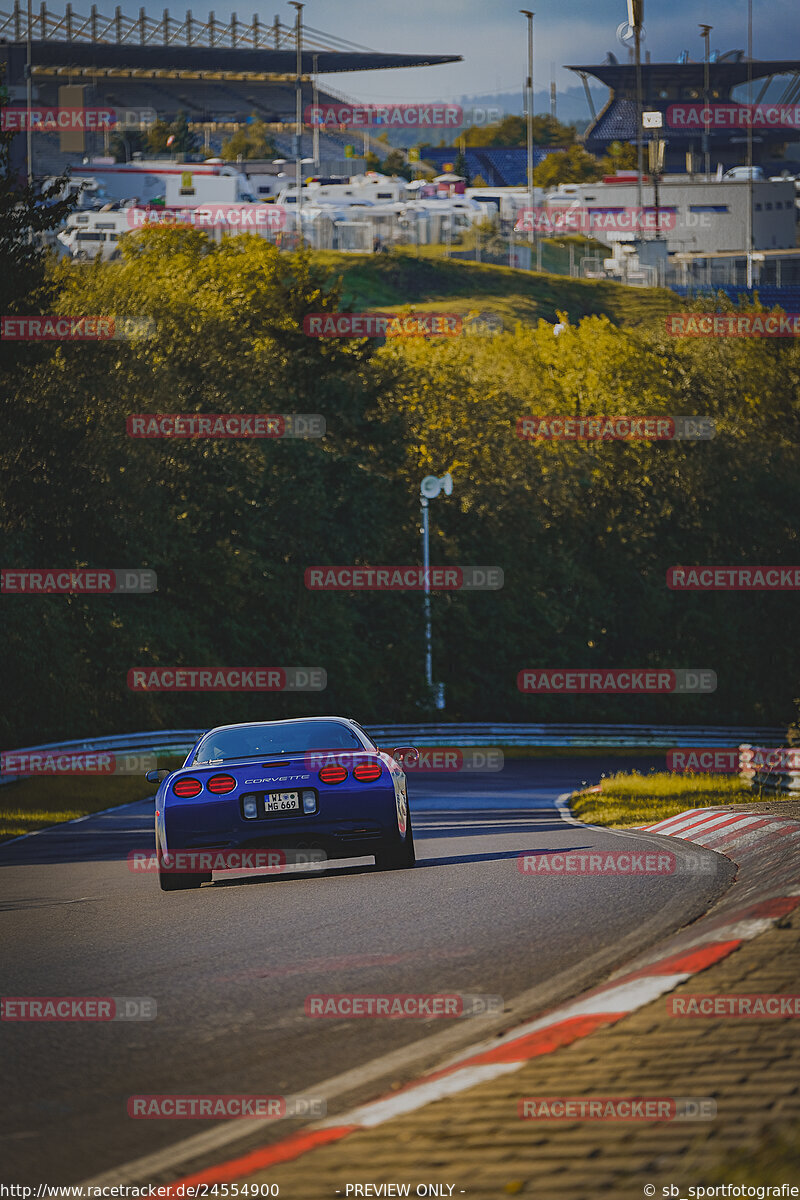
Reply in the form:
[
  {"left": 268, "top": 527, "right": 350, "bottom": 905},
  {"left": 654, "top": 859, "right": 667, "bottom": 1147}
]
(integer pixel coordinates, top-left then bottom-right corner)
[{"left": 151, "top": 803, "right": 800, "bottom": 1190}]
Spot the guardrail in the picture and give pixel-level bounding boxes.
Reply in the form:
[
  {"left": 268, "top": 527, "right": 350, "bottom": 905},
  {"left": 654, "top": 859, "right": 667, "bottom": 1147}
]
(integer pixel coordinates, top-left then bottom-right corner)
[
  {"left": 367, "top": 724, "right": 788, "bottom": 749},
  {"left": 5, "top": 725, "right": 799, "bottom": 795},
  {"left": 1, "top": 723, "right": 788, "bottom": 785}
]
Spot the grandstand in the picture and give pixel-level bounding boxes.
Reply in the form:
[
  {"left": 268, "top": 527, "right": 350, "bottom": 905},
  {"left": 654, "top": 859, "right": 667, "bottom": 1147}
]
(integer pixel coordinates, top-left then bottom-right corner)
[
  {"left": 421, "top": 146, "right": 561, "bottom": 187},
  {"left": 0, "top": 4, "right": 461, "bottom": 172},
  {"left": 569, "top": 55, "right": 800, "bottom": 174}
]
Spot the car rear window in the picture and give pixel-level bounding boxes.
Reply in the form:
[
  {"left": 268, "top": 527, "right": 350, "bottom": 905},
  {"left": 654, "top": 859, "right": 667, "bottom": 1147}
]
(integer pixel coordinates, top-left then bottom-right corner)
[{"left": 193, "top": 720, "right": 367, "bottom": 763}]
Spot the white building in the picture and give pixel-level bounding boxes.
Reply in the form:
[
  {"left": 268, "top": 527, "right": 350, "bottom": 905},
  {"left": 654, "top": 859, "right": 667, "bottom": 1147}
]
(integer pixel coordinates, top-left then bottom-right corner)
[{"left": 541, "top": 177, "right": 796, "bottom": 255}]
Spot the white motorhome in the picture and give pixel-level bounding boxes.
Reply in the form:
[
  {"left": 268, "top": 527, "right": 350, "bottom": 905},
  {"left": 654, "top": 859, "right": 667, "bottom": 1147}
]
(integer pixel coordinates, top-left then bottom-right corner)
[
  {"left": 164, "top": 172, "right": 256, "bottom": 207},
  {"left": 278, "top": 174, "right": 407, "bottom": 208},
  {"left": 45, "top": 175, "right": 111, "bottom": 210},
  {"left": 57, "top": 209, "right": 133, "bottom": 261},
  {"left": 64, "top": 158, "right": 252, "bottom": 204},
  {"left": 466, "top": 186, "right": 542, "bottom": 222},
  {"left": 402, "top": 196, "right": 489, "bottom": 226},
  {"left": 243, "top": 172, "right": 284, "bottom": 200}
]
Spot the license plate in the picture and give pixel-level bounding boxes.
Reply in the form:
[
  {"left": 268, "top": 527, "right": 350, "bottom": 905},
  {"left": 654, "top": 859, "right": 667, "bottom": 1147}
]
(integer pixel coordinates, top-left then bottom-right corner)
[{"left": 264, "top": 791, "right": 301, "bottom": 813}]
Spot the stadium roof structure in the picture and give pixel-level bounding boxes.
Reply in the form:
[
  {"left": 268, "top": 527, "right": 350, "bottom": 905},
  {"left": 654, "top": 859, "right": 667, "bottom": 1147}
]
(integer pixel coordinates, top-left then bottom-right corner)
[
  {"left": 567, "top": 57, "right": 800, "bottom": 165},
  {"left": 0, "top": 5, "right": 461, "bottom": 75},
  {"left": 567, "top": 57, "right": 800, "bottom": 93}
]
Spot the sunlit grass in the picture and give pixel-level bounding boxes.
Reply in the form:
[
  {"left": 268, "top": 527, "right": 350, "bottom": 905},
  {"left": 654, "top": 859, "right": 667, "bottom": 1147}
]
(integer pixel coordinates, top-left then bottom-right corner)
[
  {"left": 0, "top": 754, "right": 183, "bottom": 841},
  {"left": 571, "top": 770, "right": 765, "bottom": 828}
]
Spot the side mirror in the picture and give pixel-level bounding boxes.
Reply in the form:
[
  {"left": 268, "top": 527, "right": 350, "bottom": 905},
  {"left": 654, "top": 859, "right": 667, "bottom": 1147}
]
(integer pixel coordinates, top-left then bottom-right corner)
[
  {"left": 391, "top": 746, "right": 419, "bottom": 767},
  {"left": 145, "top": 769, "right": 169, "bottom": 784}
]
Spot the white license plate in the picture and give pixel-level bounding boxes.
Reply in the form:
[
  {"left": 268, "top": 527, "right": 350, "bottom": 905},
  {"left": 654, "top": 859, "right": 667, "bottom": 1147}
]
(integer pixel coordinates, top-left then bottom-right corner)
[{"left": 264, "top": 791, "right": 301, "bottom": 813}]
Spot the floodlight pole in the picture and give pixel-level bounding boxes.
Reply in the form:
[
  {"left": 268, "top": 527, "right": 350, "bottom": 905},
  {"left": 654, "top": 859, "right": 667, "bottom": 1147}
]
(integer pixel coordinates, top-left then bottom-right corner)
[
  {"left": 289, "top": 1, "right": 303, "bottom": 235},
  {"left": 420, "top": 495, "right": 433, "bottom": 694},
  {"left": 746, "top": 0, "right": 754, "bottom": 289},
  {"left": 312, "top": 52, "right": 319, "bottom": 167},
  {"left": 26, "top": 0, "right": 33, "bottom": 210},
  {"left": 520, "top": 10, "right": 535, "bottom": 249},
  {"left": 419, "top": 474, "right": 452, "bottom": 709},
  {"left": 632, "top": 3, "right": 644, "bottom": 215},
  {"left": 699, "top": 24, "right": 712, "bottom": 177}
]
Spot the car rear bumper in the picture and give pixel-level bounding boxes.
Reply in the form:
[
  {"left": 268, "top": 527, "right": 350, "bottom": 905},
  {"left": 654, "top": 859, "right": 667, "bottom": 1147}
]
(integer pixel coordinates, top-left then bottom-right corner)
[{"left": 159, "top": 789, "right": 401, "bottom": 861}]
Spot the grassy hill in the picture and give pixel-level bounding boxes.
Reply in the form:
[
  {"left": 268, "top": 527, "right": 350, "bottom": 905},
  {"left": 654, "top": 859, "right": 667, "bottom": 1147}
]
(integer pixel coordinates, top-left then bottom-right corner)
[{"left": 313, "top": 250, "right": 677, "bottom": 332}]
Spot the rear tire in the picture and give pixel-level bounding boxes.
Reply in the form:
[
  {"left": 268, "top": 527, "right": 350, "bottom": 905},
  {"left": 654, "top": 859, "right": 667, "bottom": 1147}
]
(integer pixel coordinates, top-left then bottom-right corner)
[
  {"left": 156, "top": 831, "right": 211, "bottom": 891},
  {"left": 375, "top": 810, "right": 416, "bottom": 871}
]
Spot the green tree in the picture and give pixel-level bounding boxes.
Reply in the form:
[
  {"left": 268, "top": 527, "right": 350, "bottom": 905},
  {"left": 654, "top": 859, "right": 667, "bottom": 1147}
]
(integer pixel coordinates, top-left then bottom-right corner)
[
  {"left": 600, "top": 140, "right": 639, "bottom": 174},
  {"left": 146, "top": 111, "right": 199, "bottom": 157},
  {"left": 0, "top": 232, "right": 417, "bottom": 742},
  {"left": 532, "top": 144, "right": 603, "bottom": 187},
  {"left": 453, "top": 148, "right": 471, "bottom": 186},
  {"left": 464, "top": 113, "right": 576, "bottom": 148},
  {"left": 382, "top": 148, "right": 413, "bottom": 180},
  {"left": 145, "top": 118, "right": 170, "bottom": 156},
  {"left": 0, "top": 73, "right": 76, "bottom": 312},
  {"left": 109, "top": 129, "right": 145, "bottom": 162},
  {"left": 220, "top": 116, "right": 277, "bottom": 161}
]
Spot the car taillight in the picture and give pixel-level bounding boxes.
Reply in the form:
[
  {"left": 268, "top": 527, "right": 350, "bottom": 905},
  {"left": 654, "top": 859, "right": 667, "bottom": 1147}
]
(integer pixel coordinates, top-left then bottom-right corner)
[
  {"left": 172, "top": 777, "right": 202, "bottom": 798},
  {"left": 353, "top": 761, "right": 383, "bottom": 783},
  {"left": 318, "top": 764, "right": 348, "bottom": 785},
  {"left": 207, "top": 773, "right": 237, "bottom": 795}
]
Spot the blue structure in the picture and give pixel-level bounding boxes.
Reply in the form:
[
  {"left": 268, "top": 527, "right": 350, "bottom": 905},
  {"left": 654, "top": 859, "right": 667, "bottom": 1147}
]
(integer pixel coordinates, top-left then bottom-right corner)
[
  {"left": 568, "top": 56, "right": 800, "bottom": 174},
  {"left": 671, "top": 285, "right": 800, "bottom": 307},
  {"left": 421, "top": 146, "right": 562, "bottom": 187}
]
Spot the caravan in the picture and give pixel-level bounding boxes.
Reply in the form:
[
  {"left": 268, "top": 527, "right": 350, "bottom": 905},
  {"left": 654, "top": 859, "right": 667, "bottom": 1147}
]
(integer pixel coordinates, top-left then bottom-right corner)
[{"left": 57, "top": 210, "right": 133, "bottom": 261}]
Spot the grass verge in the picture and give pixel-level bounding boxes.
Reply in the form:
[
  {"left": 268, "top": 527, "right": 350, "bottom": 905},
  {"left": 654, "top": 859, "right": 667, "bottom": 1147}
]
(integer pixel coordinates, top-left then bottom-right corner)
[
  {"left": 570, "top": 769, "right": 770, "bottom": 828},
  {"left": 312, "top": 251, "right": 675, "bottom": 330},
  {"left": 0, "top": 754, "right": 185, "bottom": 842}
]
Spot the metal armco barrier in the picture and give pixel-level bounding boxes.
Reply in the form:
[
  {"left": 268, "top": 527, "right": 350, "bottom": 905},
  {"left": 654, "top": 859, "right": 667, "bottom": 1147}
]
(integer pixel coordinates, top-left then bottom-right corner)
[
  {"left": 367, "top": 724, "right": 787, "bottom": 749},
  {"left": 1, "top": 724, "right": 788, "bottom": 786}
]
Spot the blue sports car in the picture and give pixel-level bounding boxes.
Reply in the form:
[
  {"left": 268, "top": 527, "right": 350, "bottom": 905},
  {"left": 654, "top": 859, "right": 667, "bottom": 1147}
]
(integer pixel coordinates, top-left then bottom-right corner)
[{"left": 147, "top": 717, "right": 417, "bottom": 891}]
